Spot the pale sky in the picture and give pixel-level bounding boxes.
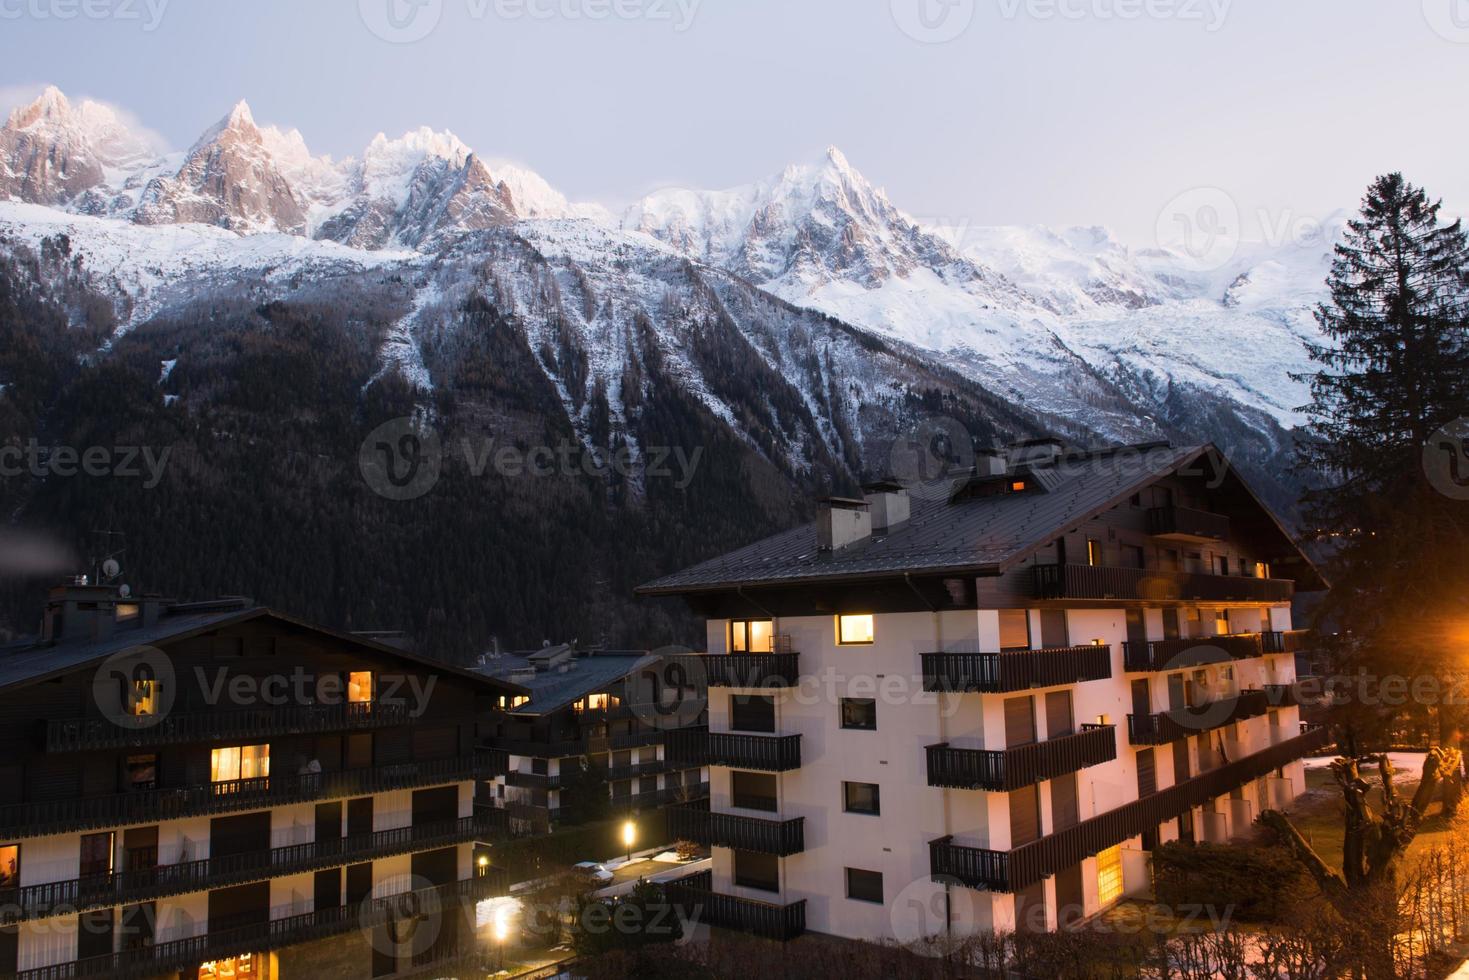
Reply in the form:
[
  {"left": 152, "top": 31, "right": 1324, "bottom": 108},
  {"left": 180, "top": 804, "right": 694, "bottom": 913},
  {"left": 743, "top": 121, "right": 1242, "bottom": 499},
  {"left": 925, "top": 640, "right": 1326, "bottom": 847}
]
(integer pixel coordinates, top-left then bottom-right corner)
[{"left": 1, "top": 0, "right": 1464, "bottom": 244}]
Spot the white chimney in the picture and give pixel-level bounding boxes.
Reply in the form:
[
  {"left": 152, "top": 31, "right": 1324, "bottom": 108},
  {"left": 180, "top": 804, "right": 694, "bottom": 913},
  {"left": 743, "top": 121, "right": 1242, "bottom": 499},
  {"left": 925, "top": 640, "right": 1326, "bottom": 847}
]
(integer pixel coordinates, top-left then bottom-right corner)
[
  {"left": 1007, "top": 438, "right": 1065, "bottom": 467},
  {"left": 974, "top": 450, "right": 1006, "bottom": 477},
  {"left": 862, "top": 481, "right": 910, "bottom": 533},
  {"left": 816, "top": 497, "right": 872, "bottom": 551}
]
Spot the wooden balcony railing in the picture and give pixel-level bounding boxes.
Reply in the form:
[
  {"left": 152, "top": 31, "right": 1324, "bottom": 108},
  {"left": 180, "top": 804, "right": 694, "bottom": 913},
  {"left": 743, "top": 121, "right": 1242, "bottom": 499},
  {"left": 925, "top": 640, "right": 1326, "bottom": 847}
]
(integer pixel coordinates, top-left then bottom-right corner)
[
  {"left": 925, "top": 724, "right": 1117, "bottom": 792},
  {"left": 666, "top": 800, "right": 804, "bottom": 856},
  {"left": 44, "top": 700, "right": 411, "bottom": 753},
  {"left": 669, "top": 653, "right": 800, "bottom": 688},
  {"left": 0, "top": 751, "right": 508, "bottom": 841},
  {"left": 1264, "top": 683, "right": 1300, "bottom": 708},
  {"left": 1123, "top": 633, "right": 1266, "bottom": 672},
  {"left": 921, "top": 645, "right": 1112, "bottom": 694},
  {"left": 665, "top": 728, "right": 802, "bottom": 772},
  {"left": 13, "top": 874, "right": 508, "bottom": 980},
  {"left": 0, "top": 811, "right": 507, "bottom": 923},
  {"left": 606, "top": 759, "right": 669, "bottom": 781},
  {"left": 1033, "top": 564, "right": 1295, "bottom": 603},
  {"left": 930, "top": 726, "right": 1332, "bottom": 893},
  {"left": 1127, "top": 689, "right": 1272, "bottom": 745},
  {"left": 664, "top": 869, "right": 806, "bottom": 941},
  {"left": 1147, "top": 505, "right": 1231, "bottom": 541},
  {"left": 1263, "top": 630, "right": 1315, "bottom": 654}
]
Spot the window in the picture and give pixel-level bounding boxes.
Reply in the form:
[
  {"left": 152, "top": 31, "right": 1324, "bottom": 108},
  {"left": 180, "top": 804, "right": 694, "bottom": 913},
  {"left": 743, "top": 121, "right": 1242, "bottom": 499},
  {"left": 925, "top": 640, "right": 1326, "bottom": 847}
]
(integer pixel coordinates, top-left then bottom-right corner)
[
  {"left": 730, "top": 694, "right": 776, "bottom": 733},
  {"left": 839, "top": 698, "right": 877, "bottom": 730},
  {"left": 846, "top": 867, "right": 884, "bottom": 904},
  {"left": 211, "top": 745, "right": 270, "bottom": 785},
  {"left": 1123, "top": 545, "right": 1146, "bottom": 569},
  {"left": 1010, "top": 480, "right": 1027, "bottom": 492},
  {"left": 1129, "top": 493, "right": 1142, "bottom": 507},
  {"left": 1217, "top": 555, "right": 1230, "bottom": 576},
  {"left": 126, "top": 754, "right": 157, "bottom": 791},
  {"left": 733, "top": 849, "right": 779, "bottom": 892},
  {"left": 730, "top": 619, "right": 774, "bottom": 653},
  {"left": 347, "top": 671, "right": 373, "bottom": 704},
  {"left": 731, "top": 771, "right": 777, "bottom": 812},
  {"left": 843, "top": 781, "right": 880, "bottom": 815},
  {"left": 1086, "top": 539, "right": 1104, "bottom": 566},
  {"left": 80, "top": 832, "right": 114, "bottom": 877},
  {"left": 0, "top": 845, "right": 17, "bottom": 888},
  {"left": 128, "top": 677, "right": 158, "bottom": 717},
  {"left": 998, "top": 609, "right": 1030, "bottom": 651},
  {"left": 115, "top": 602, "right": 140, "bottom": 622},
  {"left": 1097, "top": 845, "right": 1124, "bottom": 906},
  {"left": 1137, "top": 749, "right": 1157, "bottom": 798},
  {"left": 836, "top": 614, "right": 874, "bottom": 645},
  {"left": 1254, "top": 561, "right": 1271, "bottom": 580}
]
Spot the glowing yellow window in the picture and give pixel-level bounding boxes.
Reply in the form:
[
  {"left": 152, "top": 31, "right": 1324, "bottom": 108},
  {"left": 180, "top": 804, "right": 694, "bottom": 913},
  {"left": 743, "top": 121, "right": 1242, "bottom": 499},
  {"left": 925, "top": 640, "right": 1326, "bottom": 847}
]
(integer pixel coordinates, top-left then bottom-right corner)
[
  {"left": 211, "top": 744, "right": 270, "bottom": 785},
  {"left": 1096, "top": 844, "right": 1123, "bottom": 906},
  {"left": 587, "top": 693, "right": 609, "bottom": 711},
  {"left": 129, "top": 678, "right": 159, "bottom": 717},
  {"left": 837, "top": 614, "right": 875, "bottom": 645},
  {"left": 347, "top": 671, "right": 373, "bottom": 703},
  {"left": 730, "top": 619, "right": 774, "bottom": 653},
  {"left": 1086, "top": 539, "right": 1104, "bottom": 566}
]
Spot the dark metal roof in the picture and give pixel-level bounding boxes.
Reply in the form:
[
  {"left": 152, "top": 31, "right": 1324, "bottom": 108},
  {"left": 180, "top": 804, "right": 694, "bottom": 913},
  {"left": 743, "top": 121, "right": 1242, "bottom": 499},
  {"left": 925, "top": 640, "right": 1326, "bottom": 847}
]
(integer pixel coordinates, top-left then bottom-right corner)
[
  {"left": 636, "top": 443, "right": 1318, "bottom": 596},
  {"left": 0, "top": 604, "right": 528, "bottom": 696},
  {"left": 473, "top": 651, "right": 656, "bottom": 715}
]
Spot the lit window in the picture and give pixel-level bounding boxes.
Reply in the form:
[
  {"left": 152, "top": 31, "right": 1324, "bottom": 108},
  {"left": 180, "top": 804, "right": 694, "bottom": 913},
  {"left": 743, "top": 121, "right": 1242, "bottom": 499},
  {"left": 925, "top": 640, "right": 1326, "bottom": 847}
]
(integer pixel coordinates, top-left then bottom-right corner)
[
  {"left": 129, "top": 678, "right": 158, "bottom": 717},
  {"left": 211, "top": 745, "right": 270, "bottom": 784},
  {"left": 1010, "top": 480, "right": 1027, "bottom": 492},
  {"left": 836, "top": 614, "right": 874, "bottom": 645},
  {"left": 585, "top": 693, "right": 609, "bottom": 711},
  {"left": 347, "top": 671, "right": 373, "bottom": 703},
  {"left": 115, "top": 603, "right": 140, "bottom": 622},
  {"left": 730, "top": 619, "right": 774, "bottom": 653},
  {"left": 1086, "top": 540, "right": 1104, "bottom": 566},
  {"left": 0, "top": 845, "right": 17, "bottom": 888},
  {"left": 1097, "top": 845, "right": 1123, "bottom": 906},
  {"left": 1254, "top": 562, "right": 1270, "bottom": 580}
]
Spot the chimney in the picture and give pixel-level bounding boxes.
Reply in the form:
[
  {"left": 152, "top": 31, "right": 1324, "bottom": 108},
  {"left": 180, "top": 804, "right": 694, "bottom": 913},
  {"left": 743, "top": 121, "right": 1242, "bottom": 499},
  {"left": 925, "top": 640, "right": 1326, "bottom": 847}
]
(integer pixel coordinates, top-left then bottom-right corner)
[
  {"left": 1007, "top": 438, "right": 1065, "bottom": 468},
  {"left": 862, "top": 480, "right": 910, "bottom": 533},
  {"left": 816, "top": 497, "right": 872, "bottom": 551},
  {"left": 41, "top": 581, "right": 120, "bottom": 643},
  {"left": 974, "top": 450, "right": 1006, "bottom": 477}
]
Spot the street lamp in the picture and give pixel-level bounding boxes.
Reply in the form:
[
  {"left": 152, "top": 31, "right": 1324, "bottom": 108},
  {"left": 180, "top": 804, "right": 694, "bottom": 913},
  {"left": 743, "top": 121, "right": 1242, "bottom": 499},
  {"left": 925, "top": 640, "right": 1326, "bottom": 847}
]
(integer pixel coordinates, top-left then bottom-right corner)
[
  {"left": 622, "top": 819, "right": 636, "bottom": 862},
  {"left": 492, "top": 906, "right": 510, "bottom": 971}
]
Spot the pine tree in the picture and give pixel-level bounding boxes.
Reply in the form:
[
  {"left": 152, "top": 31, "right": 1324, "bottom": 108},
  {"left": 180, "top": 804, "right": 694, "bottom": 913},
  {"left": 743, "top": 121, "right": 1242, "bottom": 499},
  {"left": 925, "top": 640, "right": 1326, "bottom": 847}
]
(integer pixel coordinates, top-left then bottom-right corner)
[{"left": 1294, "top": 175, "right": 1469, "bottom": 742}]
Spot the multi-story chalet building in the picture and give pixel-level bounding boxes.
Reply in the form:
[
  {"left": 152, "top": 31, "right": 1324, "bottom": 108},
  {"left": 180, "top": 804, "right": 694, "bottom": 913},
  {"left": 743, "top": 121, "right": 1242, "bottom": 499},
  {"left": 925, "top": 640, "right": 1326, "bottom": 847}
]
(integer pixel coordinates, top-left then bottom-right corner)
[
  {"left": 640, "top": 441, "right": 1326, "bottom": 944},
  {"left": 0, "top": 583, "right": 523, "bottom": 979},
  {"left": 476, "top": 646, "right": 708, "bottom": 836}
]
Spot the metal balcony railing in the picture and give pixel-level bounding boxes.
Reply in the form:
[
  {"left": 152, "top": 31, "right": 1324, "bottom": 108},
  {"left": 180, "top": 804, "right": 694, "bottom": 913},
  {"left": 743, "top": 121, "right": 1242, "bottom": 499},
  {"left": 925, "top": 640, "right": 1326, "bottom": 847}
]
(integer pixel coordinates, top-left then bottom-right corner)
[
  {"left": 925, "top": 724, "right": 1116, "bottom": 792},
  {"left": 663, "top": 869, "right": 806, "bottom": 941},
  {"left": 669, "top": 653, "right": 800, "bottom": 688},
  {"left": 921, "top": 645, "right": 1112, "bottom": 694},
  {"left": 0, "top": 751, "right": 508, "bottom": 841},
  {"left": 45, "top": 700, "right": 411, "bottom": 753},
  {"left": 1125, "top": 689, "right": 1272, "bottom": 745},
  {"left": 665, "top": 728, "right": 802, "bottom": 772},
  {"left": 930, "top": 726, "right": 1332, "bottom": 893},
  {"left": 1263, "top": 630, "right": 1315, "bottom": 654},
  {"left": 1033, "top": 564, "right": 1295, "bottom": 603},
  {"left": 1122, "top": 633, "right": 1266, "bottom": 672},
  {"left": 666, "top": 800, "right": 804, "bottom": 856}
]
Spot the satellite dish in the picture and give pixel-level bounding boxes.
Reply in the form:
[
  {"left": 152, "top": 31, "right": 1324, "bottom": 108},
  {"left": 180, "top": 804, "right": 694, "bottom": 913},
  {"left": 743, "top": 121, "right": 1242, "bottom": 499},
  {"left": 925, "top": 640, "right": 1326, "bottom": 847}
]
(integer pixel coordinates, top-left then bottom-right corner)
[
  {"left": 118, "top": 584, "right": 132, "bottom": 598},
  {"left": 101, "top": 558, "right": 121, "bottom": 579}
]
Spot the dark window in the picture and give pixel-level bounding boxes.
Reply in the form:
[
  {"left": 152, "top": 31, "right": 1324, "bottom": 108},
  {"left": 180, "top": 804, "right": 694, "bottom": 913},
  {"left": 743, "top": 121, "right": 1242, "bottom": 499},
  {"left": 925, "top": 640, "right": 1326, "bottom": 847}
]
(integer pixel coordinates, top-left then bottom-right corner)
[
  {"left": 79, "top": 832, "right": 113, "bottom": 878},
  {"left": 346, "top": 863, "right": 373, "bottom": 905},
  {"left": 840, "top": 698, "right": 877, "bottom": 730},
  {"left": 1138, "top": 748, "right": 1157, "bottom": 797},
  {"left": 1129, "top": 493, "right": 1142, "bottom": 507},
  {"left": 118, "top": 903, "right": 153, "bottom": 951},
  {"left": 1217, "top": 555, "right": 1230, "bottom": 576},
  {"left": 1123, "top": 545, "right": 1146, "bottom": 569},
  {"left": 733, "top": 849, "right": 779, "bottom": 892},
  {"left": 843, "top": 781, "right": 880, "bottom": 815},
  {"left": 998, "top": 609, "right": 1030, "bottom": 650},
  {"left": 348, "top": 797, "right": 374, "bottom": 837},
  {"left": 845, "top": 867, "right": 884, "bottom": 904},
  {"left": 411, "top": 785, "right": 458, "bottom": 825},
  {"left": 314, "top": 868, "right": 342, "bottom": 912},
  {"left": 125, "top": 754, "right": 156, "bottom": 791},
  {"left": 0, "top": 926, "right": 15, "bottom": 975},
  {"left": 730, "top": 694, "right": 776, "bottom": 733},
  {"left": 77, "top": 908, "right": 113, "bottom": 961},
  {"left": 1010, "top": 784, "right": 1041, "bottom": 845},
  {"left": 732, "top": 771, "right": 777, "bottom": 812}
]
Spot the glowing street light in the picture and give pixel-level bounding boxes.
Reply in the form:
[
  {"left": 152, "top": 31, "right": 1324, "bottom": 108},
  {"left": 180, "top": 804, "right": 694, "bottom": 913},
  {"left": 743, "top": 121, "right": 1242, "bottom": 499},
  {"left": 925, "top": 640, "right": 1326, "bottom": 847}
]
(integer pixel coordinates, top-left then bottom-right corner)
[{"left": 622, "top": 819, "right": 636, "bottom": 862}]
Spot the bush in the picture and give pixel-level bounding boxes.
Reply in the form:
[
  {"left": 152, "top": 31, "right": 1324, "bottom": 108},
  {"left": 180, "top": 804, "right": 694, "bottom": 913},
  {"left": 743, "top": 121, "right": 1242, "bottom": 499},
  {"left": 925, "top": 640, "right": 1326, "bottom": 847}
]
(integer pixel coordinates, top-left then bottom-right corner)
[{"left": 1152, "top": 841, "right": 1316, "bottom": 922}]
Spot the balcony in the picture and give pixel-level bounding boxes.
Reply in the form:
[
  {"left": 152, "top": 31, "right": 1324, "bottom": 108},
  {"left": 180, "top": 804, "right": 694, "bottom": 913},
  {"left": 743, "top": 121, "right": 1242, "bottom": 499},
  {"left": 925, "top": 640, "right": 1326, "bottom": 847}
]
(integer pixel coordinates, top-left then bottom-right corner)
[
  {"left": 505, "top": 770, "right": 561, "bottom": 789},
  {"left": 14, "top": 874, "right": 508, "bottom": 980},
  {"left": 1263, "top": 629, "right": 1315, "bottom": 654},
  {"left": 0, "top": 751, "right": 509, "bottom": 841},
  {"left": 664, "top": 869, "right": 805, "bottom": 941},
  {"left": 1126, "top": 689, "right": 1272, "bottom": 746},
  {"left": 665, "top": 728, "right": 802, "bottom": 772},
  {"left": 929, "top": 726, "right": 1332, "bottom": 893},
  {"left": 670, "top": 653, "right": 800, "bottom": 688},
  {"left": 610, "top": 782, "right": 709, "bottom": 810},
  {"left": 45, "top": 700, "right": 412, "bottom": 753},
  {"left": 925, "top": 724, "right": 1117, "bottom": 792},
  {"left": 1264, "top": 683, "right": 1301, "bottom": 708},
  {"left": 921, "top": 645, "right": 1112, "bottom": 694},
  {"left": 1033, "top": 564, "right": 1295, "bottom": 603},
  {"left": 1123, "top": 633, "right": 1265, "bottom": 672},
  {"left": 0, "top": 811, "right": 507, "bottom": 924},
  {"left": 667, "top": 801, "right": 804, "bottom": 855},
  {"left": 1147, "top": 505, "right": 1230, "bottom": 541},
  {"left": 606, "top": 759, "right": 669, "bottom": 781}
]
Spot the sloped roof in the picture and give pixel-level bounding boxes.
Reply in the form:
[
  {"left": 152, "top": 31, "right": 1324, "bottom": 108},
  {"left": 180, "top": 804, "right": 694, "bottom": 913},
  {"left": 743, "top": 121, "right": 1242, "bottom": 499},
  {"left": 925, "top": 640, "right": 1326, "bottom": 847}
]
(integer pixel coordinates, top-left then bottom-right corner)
[
  {"left": 474, "top": 651, "right": 656, "bottom": 716},
  {"left": 637, "top": 443, "right": 1320, "bottom": 595}
]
